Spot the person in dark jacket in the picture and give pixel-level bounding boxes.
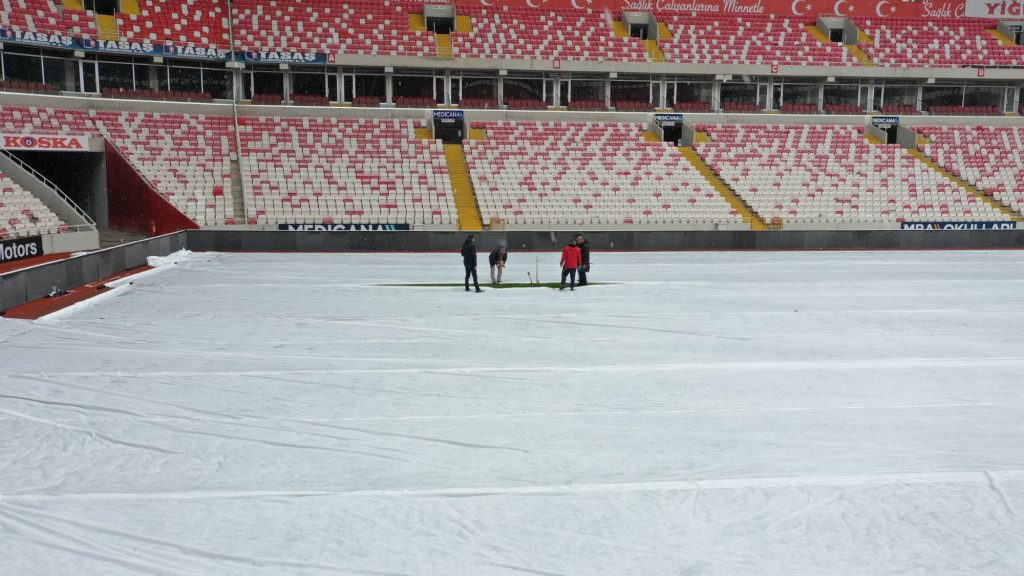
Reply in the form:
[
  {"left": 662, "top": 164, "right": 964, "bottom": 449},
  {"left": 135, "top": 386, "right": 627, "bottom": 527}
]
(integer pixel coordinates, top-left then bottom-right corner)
[
  {"left": 559, "top": 238, "right": 582, "bottom": 291},
  {"left": 488, "top": 247, "right": 508, "bottom": 285},
  {"left": 575, "top": 234, "right": 590, "bottom": 286},
  {"left": 461, "top": 235, "right": 483, "bottom": 292}
]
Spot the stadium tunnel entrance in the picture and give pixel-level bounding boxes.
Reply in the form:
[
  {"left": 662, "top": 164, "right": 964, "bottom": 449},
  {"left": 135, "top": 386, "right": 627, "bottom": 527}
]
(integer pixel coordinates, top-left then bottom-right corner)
[
  {"left": 9, "top": 149, "right": 109, "bottom": 227},
  {"left": 433, "top": 112, "right": 465, "bottom": 144}
]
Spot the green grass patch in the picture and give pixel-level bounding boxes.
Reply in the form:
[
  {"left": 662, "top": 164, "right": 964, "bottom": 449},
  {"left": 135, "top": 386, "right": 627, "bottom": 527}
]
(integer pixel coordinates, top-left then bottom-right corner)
[{"left": 382, "top": 282, "right": 610, "bottom": 289}]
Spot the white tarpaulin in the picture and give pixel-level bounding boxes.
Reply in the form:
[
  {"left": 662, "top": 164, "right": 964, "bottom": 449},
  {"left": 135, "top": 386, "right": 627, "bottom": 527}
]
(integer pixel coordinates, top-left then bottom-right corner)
[{"left": 2, "top": 251, "right": 1024, "bottom": 575}]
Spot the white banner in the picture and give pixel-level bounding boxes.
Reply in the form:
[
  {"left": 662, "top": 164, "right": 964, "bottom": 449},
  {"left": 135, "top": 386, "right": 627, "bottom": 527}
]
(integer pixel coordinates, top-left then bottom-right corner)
[
  {"left": 0, "top": 134, "right": 89, "bottom": 151},
  {"left": 966, "top": 0, "right": 1024, "bottom": 17}
]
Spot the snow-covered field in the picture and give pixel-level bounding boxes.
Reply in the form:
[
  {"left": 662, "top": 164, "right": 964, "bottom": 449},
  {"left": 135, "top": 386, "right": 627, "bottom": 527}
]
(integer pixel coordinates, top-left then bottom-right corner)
[{"left": 2, "top": 250, "right": 1024, "bottom": 576}]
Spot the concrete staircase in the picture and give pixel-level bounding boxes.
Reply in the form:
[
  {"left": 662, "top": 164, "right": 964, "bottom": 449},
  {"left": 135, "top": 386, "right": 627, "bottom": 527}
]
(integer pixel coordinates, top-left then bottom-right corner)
[
  {"left": 62, "top": 0, "right": 84, "bottom": 9},
  {"left": 436, "top": 33, "right": 453, "bottom": 58},
  {"left": 611, "top": 21, "right": 629, "bottom": 38},
  {"left": 988, "top": 29, "right": 1016, "bottom": 46},
  {"left": 468, "top": 127, "right": 487, "bottom": 141},
  {"left": 120, "top": 0, "right": 141, "bottom": 15},
  {"left": 907, "top": 147, "right": 1024, "bottom": 223},
  {"left": 96, "top": 13, "right": 119, "bottom": 40},
  {"left": 679, "top": 144, "right": 767, "bottom": 230},
  {"left": 409, "top": 13, "right": 426, "bottom": 32},
  {"left": 443, "top": 143, "right": 483, "bottom": 230},
  {"left": 230, "top": 158, "right": 246, "bottom": 224},
  {"left": 644, "top": 39, "right": 665, "bottom": 63},
  {"left": 455, "top": 15, "right": 472, "bottom": 33},
  {"left": 847, "top": 29, "right": 876, "bottom": 66}
]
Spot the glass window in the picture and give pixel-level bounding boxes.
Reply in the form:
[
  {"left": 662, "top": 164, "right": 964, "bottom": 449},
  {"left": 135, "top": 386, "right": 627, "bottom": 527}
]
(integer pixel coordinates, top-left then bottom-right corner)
[
  {"left": 611, "top": 81, "right": 649, "bottom": 103},
  {"left": 293, "top": 72, "right": 326, "bottom": 96},
  {"left": 720, "top": 82, "right": 757, "bottom": 104},
  {"left": 133, "top": 64, "right": 156, "bottom": 90},
  {"left": 922, "top": 84, "right": 963, "bottom": 108},
  {"left": 964, "top": 85, "right": 1003, "bottom": 107},
  {"left": 203, "top": 69, "right": 231, "bottom": 99},
  {"left": 42, "top": 57, "right": 69, "bottom": 91},
  {"left": 354, "top": 74, "right": 385, "bottom": 99},
  {"left": 393, "top": 74, "right": 433, "bottom": 98},
  {"left": 569, "top": 80, "right": 602, "bottom": 102},
  {"left": 782, "top": 83, "right": 817, "bottom": 105},
  {"left": 504, "top": 77, "right": 543, "bottom": 101},
  {"left": 81, "top": 60, "right": 98, "bottom": 93},
  {"left": 170, "top": 66, "right": 202, "bottom": 92},
  {"left": 461, "top": 76, "right": 496, "bottom": 99},
  {"left": 3, "top": 52, "right": 43, "bottom": 83},
  {"left": 98, "top": 61, "right": 134, "bottom": 90},
  {"left": 824, "top": 84, "right": 860, "bottom": 106},
  {"left": 251, "top": 71, "right": 283, "bottom": 96}
]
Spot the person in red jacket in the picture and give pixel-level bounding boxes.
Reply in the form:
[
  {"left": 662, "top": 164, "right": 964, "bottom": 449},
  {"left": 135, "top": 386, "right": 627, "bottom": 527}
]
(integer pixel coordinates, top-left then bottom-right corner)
[{"left": 559, "top": 238, "right": 582, "bottom": 291}]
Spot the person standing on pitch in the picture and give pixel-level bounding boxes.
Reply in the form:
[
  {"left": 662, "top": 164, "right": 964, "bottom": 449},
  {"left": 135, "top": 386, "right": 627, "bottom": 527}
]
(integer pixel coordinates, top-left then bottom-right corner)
[
  {"left": 575, "top": 234, "right": 590, "bottom": 286},
  {"left": 559, "top": 237, "right": 582, "bottom": 291},
  {"left": 489, "top": 246, "right": 508, "bottom": 285},
  {"left": 461, "top": 235, "right": 483, "bottom": 293}
]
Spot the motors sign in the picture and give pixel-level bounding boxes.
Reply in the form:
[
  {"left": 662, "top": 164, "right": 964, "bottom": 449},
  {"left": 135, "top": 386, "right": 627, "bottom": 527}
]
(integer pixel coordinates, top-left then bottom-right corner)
[
  {"left": 278, "top": 224, "right": 411, "bottom": 231},
  {"left": 966, "top": 0, "right": 1024, "bottom": 17},
  {"left": 902, "top": 222, "right": 1017, "bottom": 230},
  {"left": 0, "top": 236, "right": 42, "bottom": 265},
  {"left": 1, "top": 135, "right": 89, "bottom": 151}
]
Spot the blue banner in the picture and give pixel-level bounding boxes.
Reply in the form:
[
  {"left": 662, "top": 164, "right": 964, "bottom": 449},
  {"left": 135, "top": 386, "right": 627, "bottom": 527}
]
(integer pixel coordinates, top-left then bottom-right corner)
[
  {"left": 278, "top": 224, "right": 410, "bottom": 232},
  {"left": 433, "top": 110, "right": 465, "bottom": 120},
  {"left": 871, "top": 116, "right": 900, "bottom": 127},
  {"left": 901, "top": 222, "right": 1017, "bottom": 230},
  {"left": 235, "top": 50, "right": 332, "bottom": 64},
  {"left": 654, "top": 113, "right": 683, "bottom": 124},
  {"left": 1, "top": 28, "right": 329, "bottom": 63}
]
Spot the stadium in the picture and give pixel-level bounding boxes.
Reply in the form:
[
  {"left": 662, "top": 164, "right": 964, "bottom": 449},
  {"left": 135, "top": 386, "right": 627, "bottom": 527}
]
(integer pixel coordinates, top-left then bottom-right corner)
[{"left": 1, "top": 0, "right": 1024, "bottom": 574}]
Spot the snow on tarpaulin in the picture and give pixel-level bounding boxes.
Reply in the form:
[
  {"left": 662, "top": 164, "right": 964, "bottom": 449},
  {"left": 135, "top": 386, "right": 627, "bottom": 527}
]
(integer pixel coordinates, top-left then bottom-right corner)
[{"left": 2, "top": 251, "right": 1024, "bottom": 575}]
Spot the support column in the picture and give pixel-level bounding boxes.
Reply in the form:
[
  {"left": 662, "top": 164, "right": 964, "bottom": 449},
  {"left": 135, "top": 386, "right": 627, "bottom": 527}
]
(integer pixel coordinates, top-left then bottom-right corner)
[
  {"left": 385, "top": 70, "right": 394, "bottom": 105},
  {"left": 605, "top": 76, "right": 612, "bottom": 109},
  {"left": 712, "top": 82, "right": 722, "bottom": 111},
  {"left": 818, "top": 83, "right": 825, "bottom": 112},
  {"left": 497, "top": 75, "right": 504, "bottom": 108}
]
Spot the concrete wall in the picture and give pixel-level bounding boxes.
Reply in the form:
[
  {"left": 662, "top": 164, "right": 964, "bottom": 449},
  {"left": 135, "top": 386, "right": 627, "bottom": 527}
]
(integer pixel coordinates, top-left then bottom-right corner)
[
  {"left": 0, "top": 232, "right": 186, "bottom": 311},
  {"left": 3, "top": 93, "right": 1024, "bottom": 130},
  {"left": 186, "top": 230, "right": 1024, "bottom": 253}
]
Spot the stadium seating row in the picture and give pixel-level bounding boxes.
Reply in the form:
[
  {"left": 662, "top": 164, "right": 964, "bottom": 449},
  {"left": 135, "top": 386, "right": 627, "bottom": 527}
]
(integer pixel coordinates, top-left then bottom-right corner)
[
  {"left": 1, "top": 105, "right": 1021, "bottom": 229},
  {"left": 0, "top": 169, "right": 68, "bottom": 239},
  {"left": 2, "top": 1, "right": 1022, "bottom": 68}
]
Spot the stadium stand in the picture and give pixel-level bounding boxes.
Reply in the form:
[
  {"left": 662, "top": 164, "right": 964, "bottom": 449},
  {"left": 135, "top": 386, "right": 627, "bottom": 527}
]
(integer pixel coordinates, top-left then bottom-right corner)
[
  {"left": 917, "top": 126, "right": 1024, "bottom": 217},
  {"left": 0, "top": 106, "right": 94, "bottom": 135},
  {"left": 0, "top": 169, "right": 69, "bottom": 239},
  {"left": 696, "top": 124, "right": 1004, "bottom": 225},
  {"left": 857, "top": 18, "right": 1024, "bottom": 68},
  {"left": 252, "top": 93, "right": 284, "bottom": 105},
  {"left": 825, "top": 104, "right": 864, "bottom": 114},
  {"left": 613, "top": 100, "right": 654, "bottom": 112},
  {"left": 237, "top": 117, "right": 455, "bottom": 226},
  {"left": 505, "top": 98, "right": 547, "bottom": 111},
  {"left": 780, "top": 103, "right": 819, "bottom": 114},
  {"left": 103, "top": 87, "right": 214, "bottom": 102},
  {"left": 0, "top": 0, "right": 96, "bottom": 38},
  {"left": 465, "top": 121, "right": 744, "bottom": 226},
  {"left": 656, "top": 14, "right": 859, "bottom": 66},
  {"left": 928, "top": 105, "right": 1002, "bottom": 116},
  {"left": 0, "top": 80, "right": 59, "bottom": 95},
  {"left": 232, "top": 0, "right": 433, "bottom": 57},
  {"left": 452, "top": 6, "right": 648, "bottom": 62},
  {"left": 674, "top": 101, "right": 714, "bottom": 113},
  {"left": 117, "top": 0, "right": 230, "bottom": 48},
  {"left": 459, "top": 98, "right": 500, "bottom": 110},
  {"left": 91, "top": 111, "right": 235, "bottom": 226},
  {"left": 352, "top": 96, "right": 384, "bottom": 108},
  {"left": 881, "top": 104, "right": 918, "bottom": 115}
]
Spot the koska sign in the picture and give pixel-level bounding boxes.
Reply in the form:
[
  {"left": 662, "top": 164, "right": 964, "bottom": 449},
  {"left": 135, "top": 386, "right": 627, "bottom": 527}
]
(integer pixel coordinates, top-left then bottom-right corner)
[
  {"left": 966, "top": 0, "right": 1024, "bottom": 17},
  {"left": 1, "top": 135, "right": 89, "bottom": 151}
]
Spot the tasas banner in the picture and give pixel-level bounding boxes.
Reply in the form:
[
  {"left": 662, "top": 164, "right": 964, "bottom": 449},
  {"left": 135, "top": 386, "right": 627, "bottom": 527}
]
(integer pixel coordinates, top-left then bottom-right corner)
[{"left": 452, "top": 0, "right": 970, "bottom": 19}]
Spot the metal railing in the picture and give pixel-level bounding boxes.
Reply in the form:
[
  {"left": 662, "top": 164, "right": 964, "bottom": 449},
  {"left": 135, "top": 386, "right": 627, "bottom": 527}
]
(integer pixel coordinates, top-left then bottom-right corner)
[{"left": 0, "top": 149, "right": 97, "bottom": 230}]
